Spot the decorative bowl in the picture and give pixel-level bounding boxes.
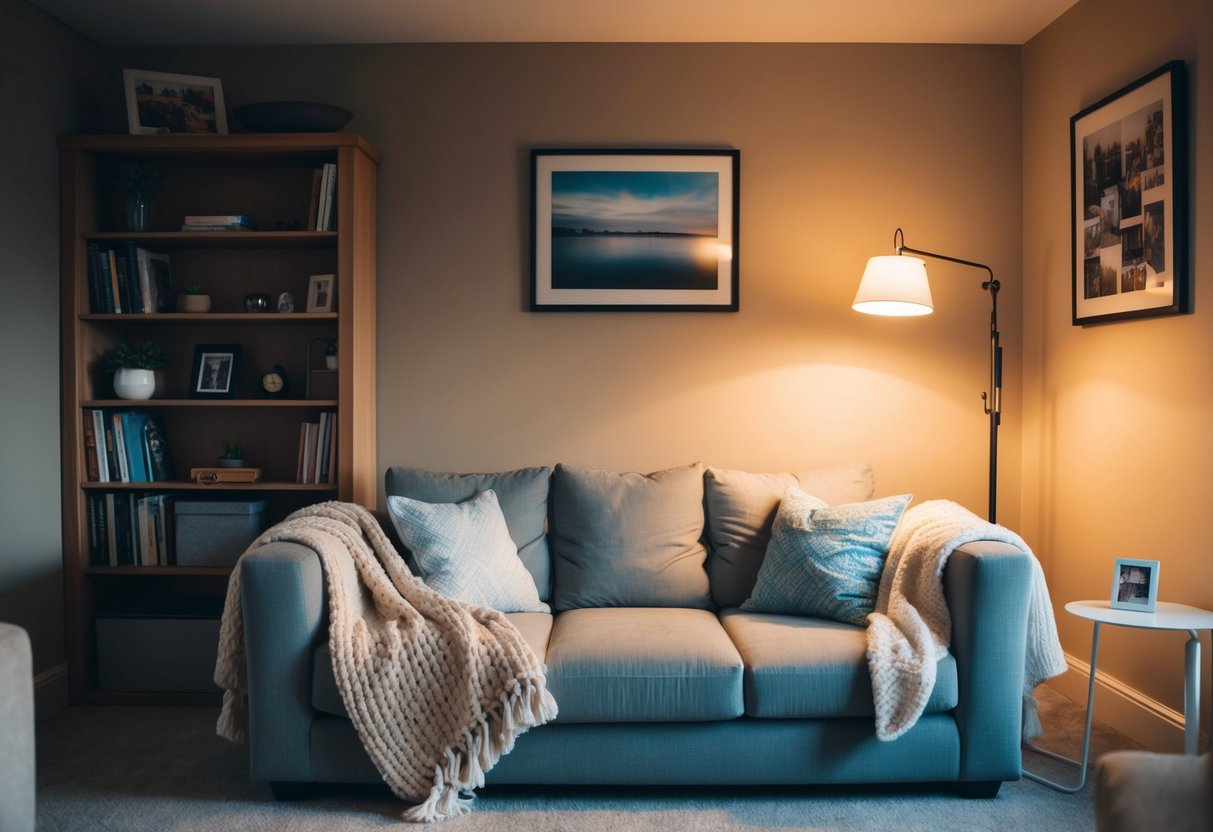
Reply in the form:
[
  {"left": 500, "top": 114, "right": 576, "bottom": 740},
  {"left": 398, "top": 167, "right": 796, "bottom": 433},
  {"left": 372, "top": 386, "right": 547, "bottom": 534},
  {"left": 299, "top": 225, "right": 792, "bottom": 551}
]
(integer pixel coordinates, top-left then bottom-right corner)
[{"left": 233, "top": 101, "right": 353, "bottom": 133}]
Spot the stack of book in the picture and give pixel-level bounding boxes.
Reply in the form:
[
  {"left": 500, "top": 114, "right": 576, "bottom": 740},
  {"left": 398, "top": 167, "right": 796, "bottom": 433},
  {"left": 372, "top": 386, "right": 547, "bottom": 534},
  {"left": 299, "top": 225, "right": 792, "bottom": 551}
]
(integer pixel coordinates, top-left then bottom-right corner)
[
  {"left": 86, "top": 243, "right": 173, "bottom": 314},
  {"left": 296, "top": 411, "right": 337, "bottom": 484},
  {"left": 82, "top": 409, "right": 174, "bottom": 483},
  {"left": 86, "top": 492, "right": 173, "bottom": 566},
  {"left": 181, "top": 214, "right": 258, "bottom": 232},
  {"left": 307, "top": 163, "right": 338, "bottom": 231}
]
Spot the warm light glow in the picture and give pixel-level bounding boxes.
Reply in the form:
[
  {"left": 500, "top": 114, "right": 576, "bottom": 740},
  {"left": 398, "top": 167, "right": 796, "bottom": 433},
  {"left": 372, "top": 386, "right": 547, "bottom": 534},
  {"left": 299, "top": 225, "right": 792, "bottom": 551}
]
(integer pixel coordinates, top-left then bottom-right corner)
[{"left": 852, "top": 255, "right": 934, "bottom": 317}]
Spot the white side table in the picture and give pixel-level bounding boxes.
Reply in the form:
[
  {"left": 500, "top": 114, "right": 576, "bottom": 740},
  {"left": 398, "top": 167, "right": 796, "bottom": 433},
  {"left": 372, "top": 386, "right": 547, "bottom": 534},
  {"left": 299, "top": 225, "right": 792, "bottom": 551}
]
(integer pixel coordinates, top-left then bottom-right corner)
[{"left": 1024, "top": 599, "right": 1213, "bottom": 793}]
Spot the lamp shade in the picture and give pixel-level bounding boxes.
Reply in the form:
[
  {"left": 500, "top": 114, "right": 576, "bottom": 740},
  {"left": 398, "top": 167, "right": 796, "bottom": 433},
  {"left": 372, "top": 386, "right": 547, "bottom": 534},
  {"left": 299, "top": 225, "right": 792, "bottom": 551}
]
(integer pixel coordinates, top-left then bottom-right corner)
[{"left": 852, "top": 255, "right": 933, "bottom": 316}]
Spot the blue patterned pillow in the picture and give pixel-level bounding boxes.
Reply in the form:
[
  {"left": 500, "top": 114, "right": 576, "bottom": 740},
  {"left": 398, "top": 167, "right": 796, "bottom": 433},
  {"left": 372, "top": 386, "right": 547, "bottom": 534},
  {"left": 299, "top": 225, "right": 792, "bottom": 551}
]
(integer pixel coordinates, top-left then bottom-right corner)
[
  {"left": 740, "top": 487, "right": 911, "bottom": 625},
  {"left": 386, "top": 489, "right": 549, "bottom": 613}
]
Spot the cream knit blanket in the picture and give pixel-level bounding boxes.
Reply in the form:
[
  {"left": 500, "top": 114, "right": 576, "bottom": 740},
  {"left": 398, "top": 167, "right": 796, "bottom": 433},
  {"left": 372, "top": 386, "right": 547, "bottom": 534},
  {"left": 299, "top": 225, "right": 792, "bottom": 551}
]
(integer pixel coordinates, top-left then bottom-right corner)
[
  {"left": 214, "top": 502, "right": 558, "bottom": 822},
  {"left": 866, "top": 500, "right": 1067, "bottom": 742}
]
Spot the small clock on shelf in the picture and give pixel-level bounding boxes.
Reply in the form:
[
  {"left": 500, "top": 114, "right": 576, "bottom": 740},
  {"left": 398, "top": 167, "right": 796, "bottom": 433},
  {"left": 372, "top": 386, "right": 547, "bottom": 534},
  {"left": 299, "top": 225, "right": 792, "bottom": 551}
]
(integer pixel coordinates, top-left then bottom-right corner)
[{"left": 261, "top": 364, "right": 290, "bottom": 397}]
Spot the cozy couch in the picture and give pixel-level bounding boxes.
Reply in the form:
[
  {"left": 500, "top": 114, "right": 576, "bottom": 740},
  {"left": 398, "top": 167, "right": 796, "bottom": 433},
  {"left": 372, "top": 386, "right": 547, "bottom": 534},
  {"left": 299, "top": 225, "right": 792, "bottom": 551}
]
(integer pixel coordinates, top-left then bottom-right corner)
[{"left": 237, "top": 462, "right": 1034, "bottom": 800}]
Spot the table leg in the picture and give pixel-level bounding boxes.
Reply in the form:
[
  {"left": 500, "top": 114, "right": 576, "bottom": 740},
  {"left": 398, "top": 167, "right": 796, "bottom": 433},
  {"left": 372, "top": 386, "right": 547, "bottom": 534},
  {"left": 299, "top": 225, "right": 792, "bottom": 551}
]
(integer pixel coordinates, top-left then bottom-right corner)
[
  {"left": 1023, "top": 622, "right": 1101, "bottom": 792},
  {"left": 1184, "top": 630, "right": 1200, "bottom": 755}
]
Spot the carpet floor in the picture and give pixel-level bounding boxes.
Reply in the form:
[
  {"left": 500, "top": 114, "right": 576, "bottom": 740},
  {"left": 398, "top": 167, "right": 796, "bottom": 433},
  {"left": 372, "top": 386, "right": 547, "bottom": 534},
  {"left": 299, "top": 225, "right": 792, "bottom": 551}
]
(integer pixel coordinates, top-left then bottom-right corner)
[{"left": 35, "top": 685, "right": 1141, "bottom": 831}]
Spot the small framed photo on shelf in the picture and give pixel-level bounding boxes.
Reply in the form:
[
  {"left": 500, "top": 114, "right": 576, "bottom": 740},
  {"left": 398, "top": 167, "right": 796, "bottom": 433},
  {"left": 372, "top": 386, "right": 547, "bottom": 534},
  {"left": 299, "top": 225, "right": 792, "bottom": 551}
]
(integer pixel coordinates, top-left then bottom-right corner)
[
  {"left": 123, "top": 68, "right": 228, "bottom": 135},
  {"left": 306, "top": 274, "right": 336, "bottom": 312},
  {"left": 1110, "top": 557, "right": 1160, "bottom": 612},
  {"left": 189, "top": 344, "right": 241, "bottom": 398}
]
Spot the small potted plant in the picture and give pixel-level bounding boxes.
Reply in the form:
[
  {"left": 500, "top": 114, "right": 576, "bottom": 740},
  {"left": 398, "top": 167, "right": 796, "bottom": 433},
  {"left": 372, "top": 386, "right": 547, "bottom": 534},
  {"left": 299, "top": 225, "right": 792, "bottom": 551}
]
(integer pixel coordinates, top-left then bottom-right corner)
[
  {"left": 104, "top": 341, "right": 168, "bottom": 400},
  {"left": 114, "top": 161, "right": 164, "bottom": 232},
  {"left": 324, "top": 339, "right": 338, "bottom": 370},
  {"left": 218, "top": 441, "right": 245, "bottom": 468},
  {"left": 177, "top": 283, "right": 212, "bottom": 313}
]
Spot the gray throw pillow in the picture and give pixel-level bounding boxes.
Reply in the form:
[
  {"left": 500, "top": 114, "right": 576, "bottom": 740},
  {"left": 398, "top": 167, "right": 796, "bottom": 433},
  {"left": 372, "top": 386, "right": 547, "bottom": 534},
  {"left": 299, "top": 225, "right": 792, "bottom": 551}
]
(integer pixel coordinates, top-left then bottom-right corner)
[
  {"left": 384, "top": 466, "right": 552, "bottom": 600},
  {"left": 704, "top": 463, "right": 875, "bottom": 607},
  {"left": 741, "top": 487, "right": 911, "bottom": 626},
  {"left": 549, "top": 462, "right": 711, "bottom": 611}
]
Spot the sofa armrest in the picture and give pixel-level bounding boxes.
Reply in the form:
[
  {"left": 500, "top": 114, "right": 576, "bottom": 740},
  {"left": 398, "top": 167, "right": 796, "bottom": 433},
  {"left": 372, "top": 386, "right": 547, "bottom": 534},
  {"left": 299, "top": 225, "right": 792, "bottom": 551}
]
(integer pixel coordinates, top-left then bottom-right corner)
[
  {"left": 943, "top": 540, "right": 1032, "bottom": 782},
  {"left": 0, "top": 622, "right": 34, "bottom": 832},
  {"left": 240, "top": 541, "right": 326, "bottom": 783}
]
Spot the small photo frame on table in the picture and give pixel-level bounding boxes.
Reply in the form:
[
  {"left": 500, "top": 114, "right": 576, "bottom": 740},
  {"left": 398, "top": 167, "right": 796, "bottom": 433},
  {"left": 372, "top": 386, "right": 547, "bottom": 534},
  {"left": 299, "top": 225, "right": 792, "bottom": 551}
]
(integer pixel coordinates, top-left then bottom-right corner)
[
  {"left": 1110, "top": 557, "right": 1160, "bottom": 612},
  {"left": 123, "top": 68, "right": 228, "bottom": 135},
  {"left": 189, "top": 344, "right": 241, "bottom": 398},
  {"left": 531, "top": 148, "right": 740, "bottom": 311},
  {"left": 1071, "top": 60, "right": 1187, "bottom": 325},
  {"left": 306, "top": 274, "right": 335, "bottom": 312}
]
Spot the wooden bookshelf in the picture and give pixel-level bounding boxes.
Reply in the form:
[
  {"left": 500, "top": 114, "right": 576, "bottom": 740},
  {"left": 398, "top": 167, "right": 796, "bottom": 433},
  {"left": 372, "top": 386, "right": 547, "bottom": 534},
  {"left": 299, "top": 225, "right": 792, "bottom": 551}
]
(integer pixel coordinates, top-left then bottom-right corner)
[{"left": 59, "top": 133, "right": 379, "bottom": 704}]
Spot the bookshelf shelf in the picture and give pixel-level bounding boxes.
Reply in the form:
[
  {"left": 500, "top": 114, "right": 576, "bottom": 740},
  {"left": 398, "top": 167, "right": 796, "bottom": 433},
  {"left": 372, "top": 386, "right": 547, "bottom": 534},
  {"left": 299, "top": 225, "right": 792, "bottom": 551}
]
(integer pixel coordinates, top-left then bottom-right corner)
[{"left": 60, "top": 133, "right": 379, "bottom": 705}]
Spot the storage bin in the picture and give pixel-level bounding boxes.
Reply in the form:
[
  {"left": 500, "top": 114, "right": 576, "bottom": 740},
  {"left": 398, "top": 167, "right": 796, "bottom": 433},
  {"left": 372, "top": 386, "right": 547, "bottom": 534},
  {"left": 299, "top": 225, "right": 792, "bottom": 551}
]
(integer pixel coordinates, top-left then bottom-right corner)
[
  {"left": 174, "top": 498, "right": 266, "bottom": 566},
  {"left": 96, "top": 597, "right": 222, "bottom": 692}
]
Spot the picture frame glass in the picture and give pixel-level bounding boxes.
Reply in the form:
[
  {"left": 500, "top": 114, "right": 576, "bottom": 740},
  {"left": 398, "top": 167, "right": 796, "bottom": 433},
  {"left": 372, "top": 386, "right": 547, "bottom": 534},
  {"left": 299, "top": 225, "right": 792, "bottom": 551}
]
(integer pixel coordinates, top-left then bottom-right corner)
[
  {"left": 123, "top": 69, "right": 228, "bottom": 135},
  {"left": 532, "top": 150, "right": 739, "bottom": 311},
  {"left": 1110, "top": 557, "right": 1160, "bottom": 612},
  {"left": 1072, "top": 62, "right": 1185, "bottom": 325},
  {"left": 189, "top": 345, "right": 241, "bottom": 398},
  {"left": 307, "top": 274, "right": 335, "bottom": 312}
]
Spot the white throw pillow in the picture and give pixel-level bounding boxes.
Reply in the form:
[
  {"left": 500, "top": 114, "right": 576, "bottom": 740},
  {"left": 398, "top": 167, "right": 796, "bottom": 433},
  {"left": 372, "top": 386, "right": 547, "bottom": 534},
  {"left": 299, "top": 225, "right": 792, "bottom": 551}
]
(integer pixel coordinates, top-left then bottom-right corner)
[{"left": 386, "top": 489, "right": 549, "bottom": 613}]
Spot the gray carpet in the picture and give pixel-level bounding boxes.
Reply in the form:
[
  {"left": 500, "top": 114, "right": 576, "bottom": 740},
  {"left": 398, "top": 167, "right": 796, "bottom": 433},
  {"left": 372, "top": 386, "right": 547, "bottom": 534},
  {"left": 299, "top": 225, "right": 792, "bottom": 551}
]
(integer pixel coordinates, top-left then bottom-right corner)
[{"left": 36, "top": 685, "right": 1140, "bottom": 831}]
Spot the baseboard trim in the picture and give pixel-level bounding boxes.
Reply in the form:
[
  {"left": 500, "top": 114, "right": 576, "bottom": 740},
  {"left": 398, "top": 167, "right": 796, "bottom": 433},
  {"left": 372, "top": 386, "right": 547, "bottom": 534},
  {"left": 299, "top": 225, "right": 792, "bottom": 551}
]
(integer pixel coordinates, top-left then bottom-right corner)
[
  {"left": 34, "top": 662, "right": 69, "bottom": 722},
  {"left": 1046, "top": 652, "right": 1207, "bottom": 754}
]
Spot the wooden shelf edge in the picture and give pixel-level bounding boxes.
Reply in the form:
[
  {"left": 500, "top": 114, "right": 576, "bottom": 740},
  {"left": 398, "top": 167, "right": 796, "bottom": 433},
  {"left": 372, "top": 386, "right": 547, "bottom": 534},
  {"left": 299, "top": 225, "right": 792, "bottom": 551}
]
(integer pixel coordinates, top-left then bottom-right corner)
[
  {"left": 81, "top": 312, "right": 337, "bottom": 323},
  {"left": 82, "top": 399, "right": 338, "bottom": 408},
  {"left": 80, "top": 480, "right": 337, "bottom": 491},
  {"left": 59, "top": 132, "right": 381, "bottom": 164}
]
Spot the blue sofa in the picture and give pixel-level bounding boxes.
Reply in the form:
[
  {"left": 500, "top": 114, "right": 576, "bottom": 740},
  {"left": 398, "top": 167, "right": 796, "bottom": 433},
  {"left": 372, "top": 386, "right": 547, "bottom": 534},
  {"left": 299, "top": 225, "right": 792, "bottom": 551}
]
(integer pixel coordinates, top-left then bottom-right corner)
[{"left": 237, "top": 463, "right": 1033, "bottom": 799}]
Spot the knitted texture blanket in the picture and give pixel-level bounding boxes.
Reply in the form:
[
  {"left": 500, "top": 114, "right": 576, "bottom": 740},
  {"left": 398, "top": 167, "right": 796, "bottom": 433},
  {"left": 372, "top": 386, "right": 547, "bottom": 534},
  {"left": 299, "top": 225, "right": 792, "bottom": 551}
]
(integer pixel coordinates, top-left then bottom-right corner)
[
  {"left": 214, "top": 502, "right": 558, "bottom": 822},
  {"left": 865, "top": 500, "right": 1067, "bottom": 742}
]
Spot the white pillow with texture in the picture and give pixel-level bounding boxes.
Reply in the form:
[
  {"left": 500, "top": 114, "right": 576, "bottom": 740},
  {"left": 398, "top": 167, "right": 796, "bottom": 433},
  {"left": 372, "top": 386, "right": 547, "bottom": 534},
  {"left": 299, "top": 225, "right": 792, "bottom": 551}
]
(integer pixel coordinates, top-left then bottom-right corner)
[{"left": 386, "top": 489, "right": 549, "bottom": 613}]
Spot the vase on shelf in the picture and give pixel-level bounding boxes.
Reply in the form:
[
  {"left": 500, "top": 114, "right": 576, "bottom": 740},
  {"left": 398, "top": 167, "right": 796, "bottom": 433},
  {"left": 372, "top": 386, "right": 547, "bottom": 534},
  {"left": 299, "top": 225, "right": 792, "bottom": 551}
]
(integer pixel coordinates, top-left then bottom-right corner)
[
  {"left": 176, "top": 293, "right": 212, "bottom": 313},
  {"left": 113, "top": 368, "right": 155, "bottom": 400},
  {"left": 124, "top": 189, "right": 154, "bottom": 232}
]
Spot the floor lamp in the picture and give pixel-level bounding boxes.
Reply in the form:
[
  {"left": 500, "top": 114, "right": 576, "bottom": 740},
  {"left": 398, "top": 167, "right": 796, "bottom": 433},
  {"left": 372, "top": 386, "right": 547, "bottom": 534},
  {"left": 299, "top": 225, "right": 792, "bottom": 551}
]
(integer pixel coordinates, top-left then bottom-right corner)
[{"left": 852, "top": 228, "right": 1002, "bottom": 524}]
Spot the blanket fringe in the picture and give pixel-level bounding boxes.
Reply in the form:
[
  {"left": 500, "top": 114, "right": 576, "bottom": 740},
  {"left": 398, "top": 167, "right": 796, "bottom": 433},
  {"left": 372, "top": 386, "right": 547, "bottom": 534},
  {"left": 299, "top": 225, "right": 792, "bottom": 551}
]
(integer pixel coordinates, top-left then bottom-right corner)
[
  {"left": 1022, "top": 692, "right": 1044, "bottom": 741},
  {"left": 216, "top": 689, "right": 247, "bottom": 743}
]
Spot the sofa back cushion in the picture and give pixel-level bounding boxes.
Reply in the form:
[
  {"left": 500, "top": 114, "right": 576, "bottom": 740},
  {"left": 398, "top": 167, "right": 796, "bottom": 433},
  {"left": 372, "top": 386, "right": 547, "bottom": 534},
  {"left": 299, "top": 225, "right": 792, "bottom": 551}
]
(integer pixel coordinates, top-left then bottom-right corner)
[
  {"left": 704, "top": 463, "right": 875, "bottom": 607},
  {"left": 384, "top": 466, "right": 552, "bottom": 600},
  {"left": 549, "top": 462, "right": 712, "bottom": 611}
]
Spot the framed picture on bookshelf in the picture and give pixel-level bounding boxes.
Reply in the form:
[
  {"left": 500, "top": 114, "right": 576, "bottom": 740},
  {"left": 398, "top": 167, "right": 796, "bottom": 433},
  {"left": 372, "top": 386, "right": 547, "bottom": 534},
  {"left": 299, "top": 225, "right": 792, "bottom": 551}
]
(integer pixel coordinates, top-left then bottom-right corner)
[
  {"left": 306, "top": 274, "right": 335, "bottom": 312},
  {"left": 189, "top": 344, "right": 241, "bottom": 398},
  {"left": 123, "top": 68, "right": 229, "bottom": 135}
]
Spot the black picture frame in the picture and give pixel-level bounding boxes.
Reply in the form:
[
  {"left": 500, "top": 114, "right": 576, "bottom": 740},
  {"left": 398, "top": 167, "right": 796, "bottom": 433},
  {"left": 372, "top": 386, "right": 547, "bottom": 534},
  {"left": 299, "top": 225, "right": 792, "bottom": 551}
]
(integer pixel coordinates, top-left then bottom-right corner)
[
  {"left": 189, "top": 344, "right": 241, "bottom": 398},
  {"left": 531, "top": 148, "right": 740, "bottom": 311},
  {"left": 1071, "top": 61, "right": 1187, "bottom": 325}
]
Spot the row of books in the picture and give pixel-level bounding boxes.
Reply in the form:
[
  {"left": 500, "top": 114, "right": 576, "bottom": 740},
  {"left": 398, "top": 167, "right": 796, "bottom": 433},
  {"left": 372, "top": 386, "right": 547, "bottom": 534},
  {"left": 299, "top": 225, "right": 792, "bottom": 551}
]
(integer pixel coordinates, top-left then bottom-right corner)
[
  {"left": 86, "top": 242, "right": 173, "bottom": 314},
  {"left": 86, "top": 492, "right": 173, "bottom": 566},
  {"left": 82, "top": 409, "right": 175, "bottom": 483},
  {"left": 308, "top": 163, "right": 338, "bottom": 232},
  {"left": 297, "top": 412, "right": 337, "bottom": 484},
  {"left": 181, "top": 213, "right": 258, "bottom": 232}
]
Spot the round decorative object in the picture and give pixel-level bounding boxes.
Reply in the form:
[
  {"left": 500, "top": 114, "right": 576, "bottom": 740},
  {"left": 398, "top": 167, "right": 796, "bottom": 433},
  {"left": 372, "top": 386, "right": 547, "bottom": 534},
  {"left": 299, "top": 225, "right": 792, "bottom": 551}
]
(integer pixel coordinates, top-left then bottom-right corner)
[
  {"left": 244, "top": 292, "right": 272, "bottom": 313},
  {"left": 277, "top": 292, "right": 295, "bottom": 313},
  {"left": 177, "top": 293, "right": 212, "bottom": 313},
  {"left": 113, "top": 367, "right": 155, "bottom": 400},
  {"left": 233, "top": 101, "right": 354, "bottom": 133},
  {"left": 261, "top": 364, "right": 289, "bottom": 397}
]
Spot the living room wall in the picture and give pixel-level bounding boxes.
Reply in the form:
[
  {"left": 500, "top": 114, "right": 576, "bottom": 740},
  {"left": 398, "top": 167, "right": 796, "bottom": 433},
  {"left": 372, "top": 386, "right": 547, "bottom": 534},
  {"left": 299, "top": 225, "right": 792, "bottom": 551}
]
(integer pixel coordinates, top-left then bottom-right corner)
[
  {"left": 106, "top": 42, "right": 1024, "bottom": 529},
  {"left": 0, "top": 0, "right": 104, "bottom": 690},
  {"left": 1023, "top": 0, "right": 1212, "bottom": 748}
]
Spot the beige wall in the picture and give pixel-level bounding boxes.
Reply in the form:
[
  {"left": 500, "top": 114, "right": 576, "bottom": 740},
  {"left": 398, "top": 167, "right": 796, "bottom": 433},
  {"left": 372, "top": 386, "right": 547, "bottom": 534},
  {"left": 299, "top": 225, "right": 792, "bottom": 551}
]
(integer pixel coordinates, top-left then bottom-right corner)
[
  {"left": 1023, "top": 0, "right": 1212, "bottom": 735},
  {"left": 0, "top": 0, "right": 104, "bottom": 680},
  {"left": 114, "top": 43, "right": 1023, "bottom": 523}
]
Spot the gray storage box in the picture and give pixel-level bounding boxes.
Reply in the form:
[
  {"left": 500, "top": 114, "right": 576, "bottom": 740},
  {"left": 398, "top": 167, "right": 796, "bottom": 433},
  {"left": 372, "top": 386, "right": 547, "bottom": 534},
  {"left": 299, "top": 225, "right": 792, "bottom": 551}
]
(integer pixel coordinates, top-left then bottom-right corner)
[
  {"left": 174, "top": 498, "right": 266, "bottom": 566},
  {"left": 96, "top": 597, "right": 222, "bottom": 692}
]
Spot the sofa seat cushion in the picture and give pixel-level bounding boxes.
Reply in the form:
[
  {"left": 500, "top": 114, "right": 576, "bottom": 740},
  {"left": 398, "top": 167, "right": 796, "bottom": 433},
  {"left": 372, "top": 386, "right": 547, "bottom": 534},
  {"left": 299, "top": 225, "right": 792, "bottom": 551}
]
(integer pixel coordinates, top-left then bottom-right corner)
[
  {"left": 544, "top": 608, "right": 744, "bottom": 723},
  {"left": 311, "top": 612, "right": 554, "bottom": 718},
  {"left": 719, "top": 609, "right": 958, "bottom": 718}
]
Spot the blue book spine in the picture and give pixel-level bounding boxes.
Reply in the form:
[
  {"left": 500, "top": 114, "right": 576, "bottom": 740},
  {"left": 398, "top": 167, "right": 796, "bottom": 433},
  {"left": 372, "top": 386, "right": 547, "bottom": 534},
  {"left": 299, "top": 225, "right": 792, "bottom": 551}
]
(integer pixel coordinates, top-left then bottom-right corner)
[
  {"left": 120, "top": 412, "right": 150, "bottom": 482},
  {"left": 124, "top": 241, "right": 144, "bottom": 313},
  {"left": 97, "top": 247, "right": 116, "bottom": 313},
  {"left": 86, "top": 241, "right": 103, "bottom": 312}
]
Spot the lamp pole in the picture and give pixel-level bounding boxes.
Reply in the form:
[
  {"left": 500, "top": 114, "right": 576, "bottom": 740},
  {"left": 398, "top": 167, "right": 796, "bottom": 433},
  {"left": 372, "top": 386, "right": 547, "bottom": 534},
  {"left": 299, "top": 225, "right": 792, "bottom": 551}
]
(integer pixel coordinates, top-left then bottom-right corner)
[{"left": 892, "top": 229, "right": 1002, "bottom": 524}]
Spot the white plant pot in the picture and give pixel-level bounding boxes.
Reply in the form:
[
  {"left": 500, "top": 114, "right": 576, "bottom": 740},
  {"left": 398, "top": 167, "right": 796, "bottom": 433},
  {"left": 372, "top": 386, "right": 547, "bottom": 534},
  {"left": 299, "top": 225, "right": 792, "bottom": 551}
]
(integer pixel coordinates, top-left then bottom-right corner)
[
  {"left": 113, "top": 367, "right": 156, "bottom": 400},
  {"left": 324, "top": 355, "right": 338, "bottom": 370}
]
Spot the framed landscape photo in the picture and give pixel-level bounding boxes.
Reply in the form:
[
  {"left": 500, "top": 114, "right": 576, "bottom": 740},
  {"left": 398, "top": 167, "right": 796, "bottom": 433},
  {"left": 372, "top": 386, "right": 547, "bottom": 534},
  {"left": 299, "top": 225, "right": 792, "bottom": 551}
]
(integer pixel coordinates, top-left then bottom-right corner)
[
  {"left": 306, "top": 274, "right": 335, "bottom": 312},
  {"left": 531, "top": 149, "right": 740, "bottom": 311},
  {"left": 1071, "top": 61, "right": 1186, "bottom": 325},
  {"left": 1110, "top": 557, "right": 1160, "bottom": 613},
  {"left": 123, "top": 69, "right": 228, "bottom": 135},
  {"left": 189, "top": 344, "right": 241, "bottom": 398}
]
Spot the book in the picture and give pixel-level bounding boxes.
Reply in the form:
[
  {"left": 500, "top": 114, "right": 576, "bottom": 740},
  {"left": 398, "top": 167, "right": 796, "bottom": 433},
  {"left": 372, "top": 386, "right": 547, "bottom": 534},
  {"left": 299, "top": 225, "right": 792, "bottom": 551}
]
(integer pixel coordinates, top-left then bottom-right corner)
[
  {"left": 315, "top": 164, "right": 331, "bottom": 232},
  {"left": 313, "top": 412, "right": 328, "bottom": 484},
  {"left": 104, "top": 494, "right": 118, "bottom": 566},
  {"left": 97, "top": 247, "right": 119, "bottom": 314},
  {"left": 296, "top": 422, "right": 307, "bottom": 484},
  {"left": 87, "top": 494, "right": 106, "bottom": 566},
  {"left": 136, "top": 248, "right": 173, "bottom": 313},
  {"left": 318, "top": 163, "right": 337, "bottom": 232},
  {"left": 325, "top": 413, "right": 337, "bottom": 484},
  {"left": 122, "top": 242, "right": 144, "bottom": 313},
  {"left": 86, "top": 241, "right": 104, "bottom": 312},
  {"left": 307, "top": 167, "right": 323, "bottom": 231},
  {"left": 91, "top": 409, "right": 111, "bottom": 482},
  {"left": 180, "top": 223, "right": 257, "bottom": 231},
  {"left": 112, "top": 492, "right": 134, "bottom": 565},
  {"left": 183, "top": 214, "right": 257, "bottom": 227},
  {"left": 120, "top": 412, "right": 151, "bottom": 483},
  {"left": 110, "top": 412, "right": 129, "bottom": 483},
  {"left": 82, "top": 410, "right": 100, "bottom": 482},
  {"left": 109, "top": 249, "right": 127, "bottom": 314},
  {"left": 101, "top": 420, "right": 119, "bottom": 483},
  {"left": 141, "top": 415, "right": 174, "bottom": 481}
]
